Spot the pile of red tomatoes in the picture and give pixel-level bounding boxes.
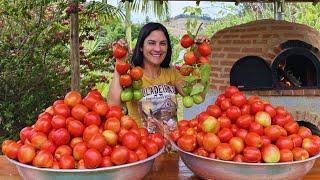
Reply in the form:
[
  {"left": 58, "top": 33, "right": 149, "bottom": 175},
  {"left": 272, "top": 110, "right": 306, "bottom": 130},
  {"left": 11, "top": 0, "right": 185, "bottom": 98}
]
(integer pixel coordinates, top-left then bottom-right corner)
[
  {"left": 171, "top": 86, "right": 320, "bottom": 163},
  {"left": 2, "top": 90, "right": 164, "bottom": 169}
]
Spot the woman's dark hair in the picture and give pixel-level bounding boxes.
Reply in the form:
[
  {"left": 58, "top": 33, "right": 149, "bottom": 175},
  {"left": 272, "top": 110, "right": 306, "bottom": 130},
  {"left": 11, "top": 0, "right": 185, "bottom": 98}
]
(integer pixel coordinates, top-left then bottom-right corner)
[{"left": 132, "top": 22, "right": 172, "bottom": 68}]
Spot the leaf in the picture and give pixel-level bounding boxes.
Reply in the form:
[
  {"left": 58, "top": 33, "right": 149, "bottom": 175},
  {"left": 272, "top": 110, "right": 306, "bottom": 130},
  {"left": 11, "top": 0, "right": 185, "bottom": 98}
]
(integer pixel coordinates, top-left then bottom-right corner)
[
  {"left": 199, "top": 63, "right": 211, "bottom": 84},
  {"left": 95, "top": 82, "right": 109, "bottom": 99},
  {"left": 190, "top": 83, "right": 204, "bottom": 96},
  {"left": 184, "top": 75, "right": 196, "bottom": 83}
]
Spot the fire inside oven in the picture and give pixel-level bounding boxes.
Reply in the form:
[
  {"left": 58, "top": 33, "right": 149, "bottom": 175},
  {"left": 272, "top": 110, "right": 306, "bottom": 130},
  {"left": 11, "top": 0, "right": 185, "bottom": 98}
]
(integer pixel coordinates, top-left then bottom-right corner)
[{"left": 272, "top": 47, "right": 320, "bottom": 89}]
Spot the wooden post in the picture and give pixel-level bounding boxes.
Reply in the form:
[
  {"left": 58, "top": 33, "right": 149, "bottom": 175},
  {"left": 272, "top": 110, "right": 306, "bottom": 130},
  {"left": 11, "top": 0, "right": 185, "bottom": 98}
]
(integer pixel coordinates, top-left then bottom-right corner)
[{"left": 70, "top": 1, "right": 80, "bottom": 91}]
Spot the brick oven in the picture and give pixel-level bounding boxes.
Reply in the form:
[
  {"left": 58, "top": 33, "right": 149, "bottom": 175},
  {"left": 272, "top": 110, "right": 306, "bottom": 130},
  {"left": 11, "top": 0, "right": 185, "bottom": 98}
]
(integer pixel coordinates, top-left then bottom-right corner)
[{"left": 206, "top": 19, "right": 320, "bottom": 129}]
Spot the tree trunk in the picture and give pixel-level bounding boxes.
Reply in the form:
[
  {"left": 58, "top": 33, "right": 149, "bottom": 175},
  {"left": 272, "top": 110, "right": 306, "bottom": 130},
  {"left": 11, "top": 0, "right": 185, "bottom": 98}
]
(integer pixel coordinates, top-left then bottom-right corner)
[
  {"left": 125, "top": 1, "right": 132, "bottom": 51},
  {"left": 70, "top": 3, "right": 80, "bottom": 91}
]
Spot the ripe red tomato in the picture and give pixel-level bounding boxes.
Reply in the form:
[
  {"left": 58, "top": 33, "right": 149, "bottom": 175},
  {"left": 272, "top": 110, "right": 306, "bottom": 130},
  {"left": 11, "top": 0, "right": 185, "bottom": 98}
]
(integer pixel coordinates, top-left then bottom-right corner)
[
  {"left": 33, "top": 150, "right": 54, "bottom": 168},
  {"left": 276, "top": 106, "right": 288, "bottom": 116},
  {"left": 177, "top": 135, "right": 196, "bottom": 152},
  {"left": 245, "top": 132, "right": 262, "bottom": 148},
  {"left": 53, "top": 103, "right": 70, "bottom": 118},
  {"left": 220, "top": 98, "right": 232, "bottom": 111},
  {"left": 71, "top": 104, "right": 89, "bottom": 121},
  {"left": 180, "top": 34, "right": 194, "bottom": 48},
  {"left": 250, "top": 101, "right": 265, "bottom": 114},
  {"left": 298, "top": 127, "right": 312, "bottom": 138},
  {"left": 276, "top": 136, "right": 294, "bottom": 150},
  {"left": 224, "top": 86, "right": 239, "bottom": 98},
  {"left": 144, "top": 139, "right": 159, "bottom": 156},
  {"left": 130, "top": 66, "right": 143, "bottom": 80},
  {"left": 279, "top": 149, "right": 293, "bottom": 162},
  {"left": 243, "top": 146, "right": 261, "bottom": 163},
  {"left": 73, "top": 142, "right": 87, "bottom": 160},
  {"left": 218, "top": 116, "right": 232, "bottom": 129},
  {"left": 17, "top": 144, "right": 36, "bottom": 164},
  {"left": 84, "top": 148, "right": 102, "bottom": 168},
  {"left": 248, "top": 122, "right": 264, "bottom": 135},
  {"left": 302, "top": 138, "right": 320, "bottom": 156},
  {"left": 229, "top": 136, "right": 244, "bottom": 154},
  {"left": 264, "top": 125, "right": 282, "bottom": 142},
  {"left": 52, "top": 128, "right": 70, "bottom": 146},
  {"left": 193, "top": 147, "right": 209, "bottom": 157},
  {"left": 184, "top": 51, "right": 197, "bottom": 65},
  {"left": 83, "top": 124, "right": 100, "bottom": 142},
  {"left": 215, "top": 94, "right": 226, "bottom": 106},
  {"left": 215, "top": 143, "right": 235, "bottom": 161},
  {"left": 92, "top": 100, "right": 109, "bottom": 116},
  {"left": 111, "top": 146, "right": 129, "bottom": 165},
  {"left": 59, "top": 155, "right": 75, "bottom": 169},
  {"left": 264, "top": 104, "right": 276, "bottom": 118},
  {"left": 206, "top": 104, "right": 222, "bottom": 118},
  {"left": 226, "top": 106, "right": 241, "bottom": 121},
  {"left": 51, "top": 115, "right": 66, "bottom": 129},
  {"left": 179, "top": 64, "right": 193, "bottom": 76},
  {"left": 292, "top": 147, "right": 309, "bottom": 160},
  {"left": 120, "top": 115, "right": 138, "bottom": 129},
  {"left": 115, "top": 60, "right": 130, "bottom": 75},
  {"left": 288, "top": 134, "right": 303, "bottom": 148},
  {"left": 236, "top": 114, "right": 252, "bottom": 129},
  {"left": 217, "top": 128, "right": 233, "bottom": 143},
  {"left": 135, "top": 146, "right": 148, "bottom": 160},
  {"left": 2, "top": 140, "right": 20, "bottom": 159},
  {"left": 104, "top": 117, "right": 121, "bottom": 133},
  {"left": 233, "top": 154, "right": 244, "bottom": 162},
  {"left": 202, "top": 133, "right": 221, "bottom": 153},
  {"left": 67, "top": 120, "right": 84, "bottom": 137},
  {"left": 261, "top": 144, "right": 280, "bottom": 163},
  {"left": 87, "top": 134, "right": 107, "bottom": 152},
  {"left": 230, "top": 92, "right": 246, "bottom": 108},
  {"left": 149, "top": 133, "right": 165, "bottom": 149},
  {"left": 83, "top": 111, "right": 101, "bottom": 126},
  {"left": 35, "top": 118, "right": 52, "bottom": 134},
  {"left": 241, "top": 104, "right": 251, "bottom": 115},
  {"left": 106, "top": 105, "right": 123, "bottom": 120},
  {"left": 198, "top": 42, "right": 212, "bottom": 57},
  {"left": 122, "top": 131, "right": 140, "bottom": 150},
  {"left": 197, "top": 56, "right": 209, "bottom": 64},
  {"left": 113, "top": 44, "right": 127, "bottom": 59},
  {"left": 119, "top": 74, "right": 132, "bottom": 87},
  {"left": 82, "top": 93, "right": 100, "bottom": 110},
  {"left": 127, "top": 150, "right": 139, "bottom": 163},
  {"left": 64, "top": 91, "right": 82, "bottom": 107},
  {"left": 31, "top": 132, "right": 48, "bottom": 149}
]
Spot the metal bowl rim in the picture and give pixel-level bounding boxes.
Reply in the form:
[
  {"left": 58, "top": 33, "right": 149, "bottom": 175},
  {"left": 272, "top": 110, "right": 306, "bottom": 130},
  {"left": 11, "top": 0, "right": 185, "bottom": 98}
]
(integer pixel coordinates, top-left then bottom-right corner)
[
  {"left": 6, "top": 146, "right": 164, "bottom": 172},
  {"left": 171, "top": 140, "right": 320, "bottom": 166}
]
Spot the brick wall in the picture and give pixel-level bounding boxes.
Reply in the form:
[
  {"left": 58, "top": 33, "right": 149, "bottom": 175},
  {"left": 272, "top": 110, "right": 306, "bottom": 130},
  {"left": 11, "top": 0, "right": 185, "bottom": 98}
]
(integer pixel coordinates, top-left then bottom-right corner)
[{"left": 210, "top": 19, "right": 320, "bottom": 96}]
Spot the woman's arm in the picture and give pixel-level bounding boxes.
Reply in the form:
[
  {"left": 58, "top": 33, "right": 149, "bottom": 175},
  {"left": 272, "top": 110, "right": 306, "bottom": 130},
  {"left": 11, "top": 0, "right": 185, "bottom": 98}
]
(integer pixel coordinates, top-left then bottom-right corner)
[{"left": 107, "top": 71, "right": 122, "bottom": 106}]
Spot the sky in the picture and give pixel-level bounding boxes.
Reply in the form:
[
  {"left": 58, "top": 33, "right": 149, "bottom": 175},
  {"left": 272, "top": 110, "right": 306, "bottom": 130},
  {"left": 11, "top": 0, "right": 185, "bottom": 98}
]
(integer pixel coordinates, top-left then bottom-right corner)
[{"left": 103, "top": 0, "right": 233, "bottom": 23}]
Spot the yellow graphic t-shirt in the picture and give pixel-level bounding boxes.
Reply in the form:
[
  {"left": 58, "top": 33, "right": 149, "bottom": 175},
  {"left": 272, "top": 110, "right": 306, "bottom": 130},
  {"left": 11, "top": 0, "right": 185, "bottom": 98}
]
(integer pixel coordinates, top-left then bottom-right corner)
[{"left": 126, "top": 67, "right": 182, "bottom": 131}]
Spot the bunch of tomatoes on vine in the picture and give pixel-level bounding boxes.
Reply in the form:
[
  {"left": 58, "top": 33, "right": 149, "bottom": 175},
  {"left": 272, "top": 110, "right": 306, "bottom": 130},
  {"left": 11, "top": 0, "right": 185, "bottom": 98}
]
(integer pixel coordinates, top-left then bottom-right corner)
[
  {"left": 171, "top": 86, "right": 320, "bottom": 163},
  {"left": 112, "top": 42, "right": 144, "bottom": 102},
  {"left": 179, "top": 24, "right": 212, "bottom": 108},
  {"left": 2, "top": 90, "right": 164, "bottom": 169}
]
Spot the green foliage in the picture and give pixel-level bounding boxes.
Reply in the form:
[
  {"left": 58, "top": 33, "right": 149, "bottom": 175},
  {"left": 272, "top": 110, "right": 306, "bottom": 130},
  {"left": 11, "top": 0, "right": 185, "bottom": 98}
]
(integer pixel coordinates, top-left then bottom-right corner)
[{"left": 0, "top": 1, "right": 71, "bottom": 142}]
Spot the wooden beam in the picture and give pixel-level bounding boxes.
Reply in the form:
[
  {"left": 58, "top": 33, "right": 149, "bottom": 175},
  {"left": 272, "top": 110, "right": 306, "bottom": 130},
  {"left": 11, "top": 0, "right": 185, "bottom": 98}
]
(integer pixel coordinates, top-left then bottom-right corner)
[{"left": 70, "top": 2, "right": 80, "bottom": 91}]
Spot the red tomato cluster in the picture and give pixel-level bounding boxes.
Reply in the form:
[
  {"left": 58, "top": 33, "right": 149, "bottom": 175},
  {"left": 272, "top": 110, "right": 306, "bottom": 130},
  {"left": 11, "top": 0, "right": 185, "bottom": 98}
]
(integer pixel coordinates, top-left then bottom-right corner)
[
  {"left": 171, "top": 86, "right": 320, "bottom": 163},
  {"left": 112, "top": 42, "right": 144, "bottom": 102},
  {"left": 179, "top": 34, "right": 212, "bottom": 108},
  {"left": 2, "top": 90, "right": 164, "bottom": 169}
]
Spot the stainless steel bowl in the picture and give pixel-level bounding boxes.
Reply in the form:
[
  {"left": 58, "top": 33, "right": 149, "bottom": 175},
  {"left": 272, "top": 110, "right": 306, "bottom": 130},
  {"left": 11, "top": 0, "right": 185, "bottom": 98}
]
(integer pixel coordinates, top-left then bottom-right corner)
[
  {"left": 6, "top": 147, "right": 164, "bottom": 180},
  {"left": 171, "top": 142, "right": 320, "bottom": 180}
]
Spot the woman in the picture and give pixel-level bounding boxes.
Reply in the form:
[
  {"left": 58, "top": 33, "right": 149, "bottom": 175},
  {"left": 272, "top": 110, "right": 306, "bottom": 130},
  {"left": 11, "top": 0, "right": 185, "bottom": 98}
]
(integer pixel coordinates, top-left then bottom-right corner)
[{"left": 108, "top": 22, "right": 185, "bottom": 133}]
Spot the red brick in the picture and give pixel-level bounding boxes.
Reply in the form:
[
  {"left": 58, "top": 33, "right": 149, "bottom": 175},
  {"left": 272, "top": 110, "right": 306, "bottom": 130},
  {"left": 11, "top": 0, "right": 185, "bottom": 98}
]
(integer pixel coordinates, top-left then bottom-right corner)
[
  {"left": 315, "top": 89, "right": 320, "bottom": 96},
  {"left": 212, "top": 79, "right": 225, "bottom": 84},
  {"left": 262, "top": 34, "right": 280, "bottom": 38},
  {"left": 232, "top": 29, "right": 246, "bottom": 33},
  {"left": 253, "top": 39, "right": 267, "bottom": 44},
  {"left": 247, "top": 26, "right": 267, "bottom": 32},
  {"left": 282, "top": 90, "right": 293, "bottom": 96},
  {"left": 240, "top": 34, "right": 259, "bottom": 38},
  {"left": 219, "top": 85, "right": 228, "bottom": 91},
  {"left": 242, "top": 48, "right": 263, "bottom": 53},
  {"left": 227, "top": 53, "right": 245, "bottom": 59},
  {"left": 270, "top": 26, "right": 294, "bottom": 30},
  {"left": 217, "top": 40, "right": 232, "bottom": 44},
  {"left": 212, "top": 67, "right": 222, "bottom": 71},
  {"left": 223, "top": 34, "right": 239, "bottom": 38},
  {"left": 212, "top": 47, "right": 222, "bottom": 52},
  {"left": 220, "top": 73, "right": 229, "bottom": 78},
  {"left": 293, "top": 89, "right": 304, "bottom": 96},
  {"left": 233, "top": 40, "right": 252, "bottom": 44},
  {"left": 213, "top": 53, "right": 225, "bottom": 58},
  {"left": 284, "top": 33, "right": 304, "bottom": 39},
  {"left": 223, "top": 47, "right": 241, "bottom": 52},
  {"left": 304, "top": 89, "right": 316, "bottom": 96},
  {"left": 220, "top": 61, "right": 234, "bottom": 66}
]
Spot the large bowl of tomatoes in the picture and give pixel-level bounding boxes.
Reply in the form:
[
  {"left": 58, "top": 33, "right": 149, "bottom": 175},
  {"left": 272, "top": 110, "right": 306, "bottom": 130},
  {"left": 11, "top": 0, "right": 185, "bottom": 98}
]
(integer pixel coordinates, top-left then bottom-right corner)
[
  {"left": 172, "top": 141, "right": 319, "bottom": 180},
  {"left": 170, "top": 86, "right": 320, "bottom": 180},
  {"left": 6, "top": 146, "right": 164, "bottom": 180}
]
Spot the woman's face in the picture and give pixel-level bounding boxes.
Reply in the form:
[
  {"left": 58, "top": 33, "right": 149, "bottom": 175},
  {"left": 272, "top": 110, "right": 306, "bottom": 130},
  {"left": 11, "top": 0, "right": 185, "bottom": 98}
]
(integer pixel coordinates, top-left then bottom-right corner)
[{"left": 141, "top": 30, "right": 168, "bottom": 67}]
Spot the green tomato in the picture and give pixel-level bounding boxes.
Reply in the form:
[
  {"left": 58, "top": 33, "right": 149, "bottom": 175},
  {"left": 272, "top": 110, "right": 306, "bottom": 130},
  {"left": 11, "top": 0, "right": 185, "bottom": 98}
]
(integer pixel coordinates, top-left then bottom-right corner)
[
  {"left": 192, "top": 94, "right": 204, "bottom": 104},
  {"left": 120, "top": 88, "right": 133, "bottom": 102},
  {"left": 132, "top": 79, "right": 143, "bottom": 90},
  {"left": 182, "top": 85, "right": 192, "bottom": 95},
  {"left": 133, "top": 90, "right": 143, "bottom": 101},
  {"left": 182, "top": 96, "right": 193, "bottom": 108}
]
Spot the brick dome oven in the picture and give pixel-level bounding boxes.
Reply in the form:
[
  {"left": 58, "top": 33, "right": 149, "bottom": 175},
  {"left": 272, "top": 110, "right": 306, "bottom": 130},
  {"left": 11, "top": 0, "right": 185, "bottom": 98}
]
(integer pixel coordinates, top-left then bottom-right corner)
[
  {"left": 210, "top": 19, "right": 320, "bottom": 96},
  {"left": 203, "top": 19, "right": 320, "bottom": 129}
]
